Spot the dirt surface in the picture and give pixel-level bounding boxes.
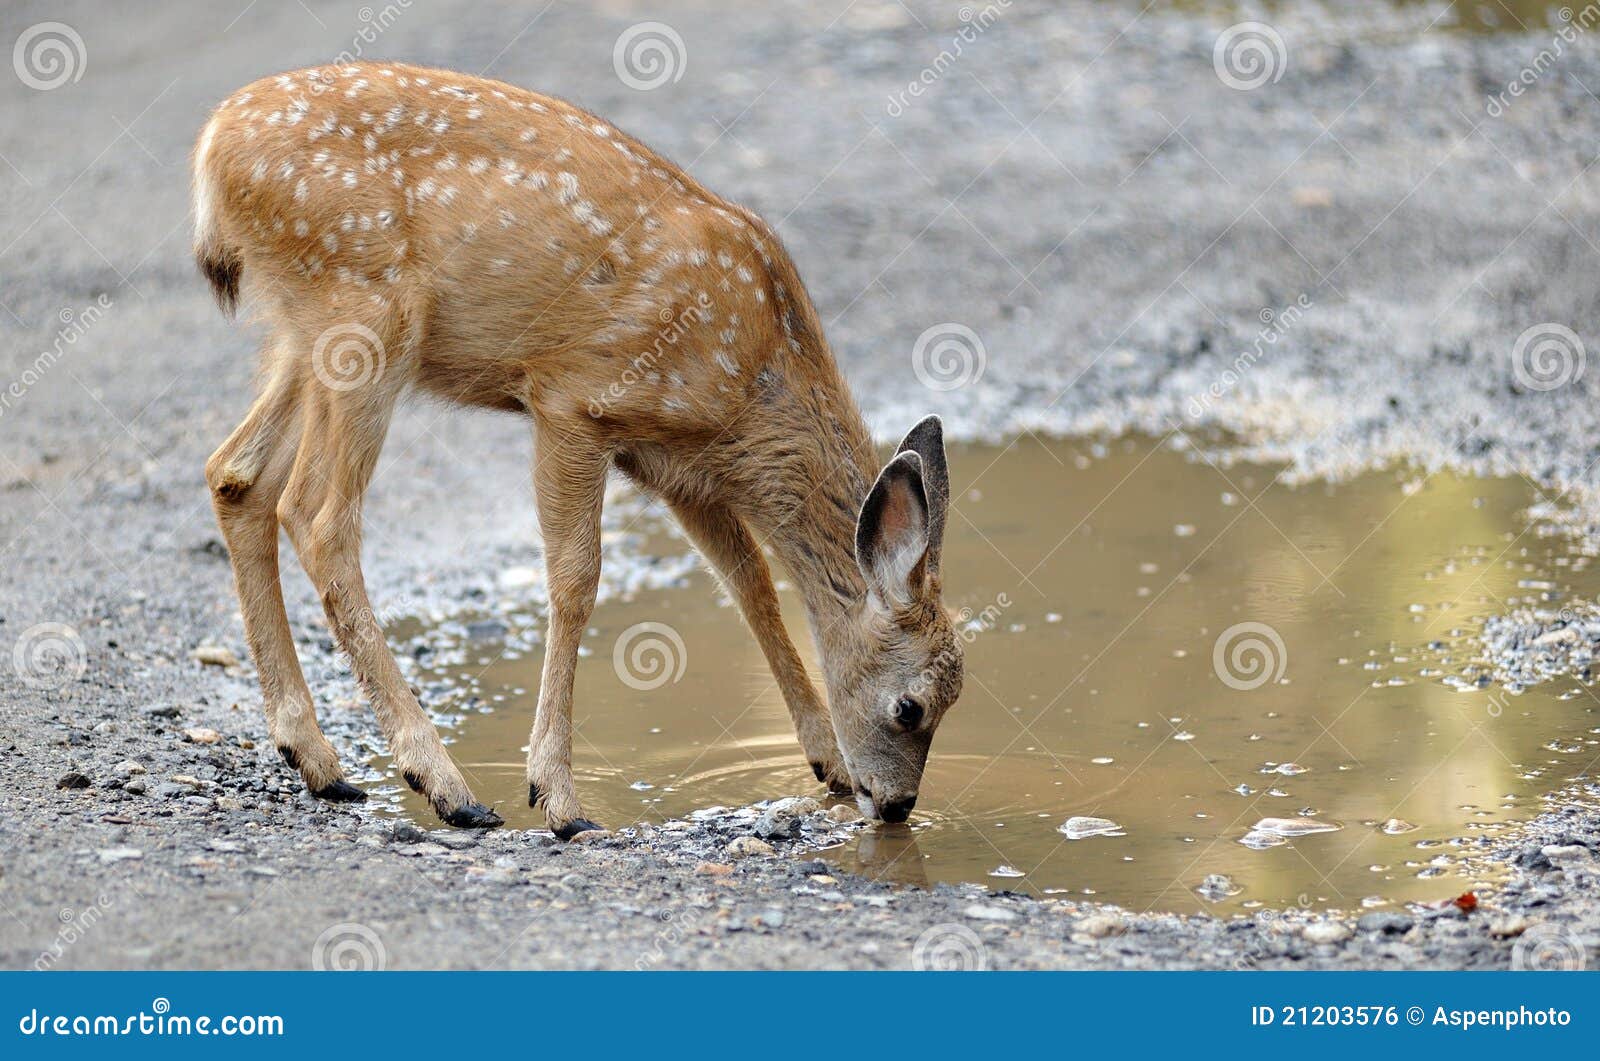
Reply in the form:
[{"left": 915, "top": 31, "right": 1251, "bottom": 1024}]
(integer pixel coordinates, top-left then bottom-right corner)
[{"left": 2, "top": 0, "right": 1599, "bottom": 969}]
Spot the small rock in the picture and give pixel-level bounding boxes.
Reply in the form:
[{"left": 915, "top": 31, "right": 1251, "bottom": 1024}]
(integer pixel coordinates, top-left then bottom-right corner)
[
  {"left": 112, "top": 760, "right": 146, "bottom": 778},
  {"left": 1075, "top": 913, "right": 1126, "bottom": 938},
  {"left": 144, "top": 704, "right": 181, "bottom": 720},
  {"left": 1194, "top": 873, "right": 1242, "bottom": 902},
  {"left": 402, "top": 842, "right": 450, "bottom": 857},
  {"left": 191, "top": 645, "right": 239, "bottom": 668},
  {"left": 964, "top": 904, "right": 1018, "bottom": 923},
  {"left": 825, "top": 803, "right": 862, "bottom": 823},
  {"left": 56, "top": 770, "right": 92, "bottom": 790},
  {"left": 1357, "top": 911, "right": 1413, "bottom": 935},
  {"left": 569, "top": 828, "right": 613, "bottom": 844},
  {"left": 465, "top": 619, "right": 509, "bottom": 642},
  {"left": 694, "top": 861, "right": 734, "bottom": 876},
  {"left": 1302, "top": 921, "right": 1352, "bottom": 945},
  {"left": 183, "top": 727, "right": 221, "bottom": 745},
  {"left": 1540, "top": 844, "right": 1591, "bottom": 864},
  {"left": 392, "top": 822, "right": 427, "bottom": 844},
  {"left": 725, "top": 836, "right": 776, "bottom": 859},
  {"left": 1058, "top": 815, "right": 1124, "bottom": 839},
  {"left": 755, "top": 909, "right": 785, "bottom": 929},
  {"left": 429, "top": 831, "right": 480, "bottom": 850},
  {"left": 1380, "top": 818, "right": 1418, "bottom": 835},
  {"left": 98, "top": 848, "right": 143, "bottom": 864},
  {"left": 215, "top": 796, "right": 243, "bottom": 812},
  {"left": 1488, "top": 915, "right": 1530, "bottom": 939},
  {"left": 123, "top": 778, "right": 148, "bottom": 795},
  {"left": 168, "top": 775, "right": 202, "bottom": 789}
]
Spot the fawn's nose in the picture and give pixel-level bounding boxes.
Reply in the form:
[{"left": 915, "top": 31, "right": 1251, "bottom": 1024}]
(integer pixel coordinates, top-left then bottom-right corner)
[{"left": 879, "top": 795, "right": 917, "bottom": 824}]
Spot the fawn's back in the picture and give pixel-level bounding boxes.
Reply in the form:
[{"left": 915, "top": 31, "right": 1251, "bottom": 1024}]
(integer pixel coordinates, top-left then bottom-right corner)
[{"left": 194, "top": 62, "right": 822, "bottom": 432}]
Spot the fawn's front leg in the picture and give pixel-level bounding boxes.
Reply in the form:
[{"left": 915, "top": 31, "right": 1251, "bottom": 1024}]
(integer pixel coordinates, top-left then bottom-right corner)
[
  {"left": 526, "top": 426, "right": 608, "bottom": 839},
  {"left": 665, "top": 497, "right": 852, "bottom": 795}
]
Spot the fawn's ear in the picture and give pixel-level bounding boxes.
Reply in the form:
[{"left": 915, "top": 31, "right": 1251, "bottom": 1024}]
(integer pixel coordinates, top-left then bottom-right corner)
[
  {"left": 895, "top": 415, "right": 948, "bottom": 578},
  {"left": 856, "top": 451, "right": 931, "bottom": 610}
]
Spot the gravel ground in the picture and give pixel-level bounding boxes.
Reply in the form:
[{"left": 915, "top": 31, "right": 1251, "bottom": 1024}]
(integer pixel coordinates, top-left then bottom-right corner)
[{"left": 3, "top": 0, "right": 1600, "bottom": 969}]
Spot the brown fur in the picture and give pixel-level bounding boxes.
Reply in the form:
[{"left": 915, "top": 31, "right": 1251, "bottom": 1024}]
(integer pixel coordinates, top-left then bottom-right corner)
[{"left": 195, "top": 62, "right": 962, "bottom": 831}]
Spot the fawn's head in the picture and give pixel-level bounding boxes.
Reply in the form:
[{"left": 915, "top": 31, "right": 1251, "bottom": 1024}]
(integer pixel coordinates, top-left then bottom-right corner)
[{"left": 832, "top": 416, "right": 963, "bottom": 823}]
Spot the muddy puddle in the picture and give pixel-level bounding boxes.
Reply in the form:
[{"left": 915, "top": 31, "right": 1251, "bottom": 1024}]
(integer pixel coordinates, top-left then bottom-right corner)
[{"left": 380, "top": 436, "right": 1600, "bottom": 914}]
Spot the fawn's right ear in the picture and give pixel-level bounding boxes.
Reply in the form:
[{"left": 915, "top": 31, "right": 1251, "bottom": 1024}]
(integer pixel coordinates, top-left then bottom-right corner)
[{"left": 856, "top": 451, "right": 931, "bottom": 610}]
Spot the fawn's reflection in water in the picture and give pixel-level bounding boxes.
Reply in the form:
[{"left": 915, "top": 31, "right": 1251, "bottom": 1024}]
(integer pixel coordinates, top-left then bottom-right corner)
[{"left": 831, "top": 824, "right": 929, "bottom": 888}]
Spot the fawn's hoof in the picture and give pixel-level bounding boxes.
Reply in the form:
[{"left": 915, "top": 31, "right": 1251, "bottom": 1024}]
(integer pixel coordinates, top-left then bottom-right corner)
[
  {"left": 443, "top": 802, "right": 504, "bottom": 829},
  {"left": 810, "top": 760, "right": 854, "bottom": 796},
  {"left": 553, "top": 818, "right": 605, "bottom": 841},
  {"left": 311, "top": 779, "right": 367, "bottom": 803}
]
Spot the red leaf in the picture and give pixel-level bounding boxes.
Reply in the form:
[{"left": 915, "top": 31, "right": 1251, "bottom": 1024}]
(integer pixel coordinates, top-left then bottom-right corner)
[{"left": 1453, "top": 891, "right": 1477, "bottom": 912}]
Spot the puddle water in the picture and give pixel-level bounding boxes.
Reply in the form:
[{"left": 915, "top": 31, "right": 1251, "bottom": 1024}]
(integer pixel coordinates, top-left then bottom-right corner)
[{"left": 382, "top": 436, "right": 1600, "bottom": 914}]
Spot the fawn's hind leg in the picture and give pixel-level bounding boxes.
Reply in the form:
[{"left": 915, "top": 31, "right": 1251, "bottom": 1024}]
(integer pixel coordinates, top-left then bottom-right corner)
[
  {"left": 278, "top": 345, "right": 500, "bottom": 828},
  {"left": 525, "top": 422, "right": 608, "bottom": 839},
  {"left": 206, "top": 348, "right": 360, "bottom": 800}
]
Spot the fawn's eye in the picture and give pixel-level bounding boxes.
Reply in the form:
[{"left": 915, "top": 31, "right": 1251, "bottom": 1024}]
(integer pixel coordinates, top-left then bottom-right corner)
[{"left": 892, "top": 696, "right": 924, "bottom": 730}]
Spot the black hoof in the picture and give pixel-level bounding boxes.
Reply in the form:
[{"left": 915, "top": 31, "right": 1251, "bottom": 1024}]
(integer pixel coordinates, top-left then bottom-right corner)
[
  {"left": 311, "top": 779, "right": 367, "bottom": 803},
  {"left": 554, "top": 818, "right": 604, "bottom": 841},
  {"left": 443, "top": 802, "right": 504, "bottom": 829}
]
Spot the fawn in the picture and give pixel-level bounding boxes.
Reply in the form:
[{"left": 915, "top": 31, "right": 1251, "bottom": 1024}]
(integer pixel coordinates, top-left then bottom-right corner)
[{"left": 194, "top": 63, "right": 963, "bottom": 837}]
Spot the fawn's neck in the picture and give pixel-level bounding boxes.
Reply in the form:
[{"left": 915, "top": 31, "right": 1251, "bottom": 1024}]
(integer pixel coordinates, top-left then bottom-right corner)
[{"left": 743, "top": 381, "right": 877, "bottom": 636}]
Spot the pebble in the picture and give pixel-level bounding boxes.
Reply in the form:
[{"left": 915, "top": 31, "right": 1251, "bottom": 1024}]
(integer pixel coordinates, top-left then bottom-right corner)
[
  {"left": 191, "top": 645, "right": 239, "bottom": 667},
  {"left": 1380, "top": 818, "right": 1418, "bottom": 835},
  {"left": 1075, "top": 912, "right": 1127, "bottom": 938},
  {"left": 112, "top": 760, "right": 146, "bottom": 778},
  {"left": 964, "top": 904, "right": 1019, "bottom": 923},
  {"left": 98, "top": 848, "right": 143, "bottom": 863},
  {"left": 1058, "top": 815, "right": 1124, "bottom": 839},
  {"left": 825, "top": 803, "right": 862, "bottom": 823},
  {"left": 183, "top": 727, "right": 222, "bottom": 745},
  {"left": 392, "top": 822, "right": 427, "bottom": 844},
  {"left": 725, "top": 836, "right": 776, "bottom": 859},
  {"left": 694, "top": 861, "right": 734, "bottom": 876},
  {"left": 123, "top": 778, "right": 148, "bottom": 795},
  {"left": 754, "top": 796, "right": 821, "bottom": 839},
  {"left": 755, "top": 909, "right": 785, "bottom": 929},
  {"left": 1488, "top": 915, "right": 1530, "bottom": 939},
  {"left": 1302, "top": 921, "right": 1352, "bottom": 944},
  {"left": 56, "top": 770, "right": 92, "bottom": 790},
  {"left": 569, "top": 829, "right": 614, "bottom": 844},
  {"left": 1194, "top": 873, "right": 1242, "bottom": 902},
  {"left": 1356, "top": 911, "right": 1414, "bottom": 935}
]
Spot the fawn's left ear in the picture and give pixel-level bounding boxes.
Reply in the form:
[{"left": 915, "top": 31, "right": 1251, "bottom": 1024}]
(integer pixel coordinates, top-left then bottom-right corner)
[
  {"left": 895, "top": 415, "right": 948, "bottom": 579},
  {"left": 856, "top": 451, "right": 931, "bottom": 610}
]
